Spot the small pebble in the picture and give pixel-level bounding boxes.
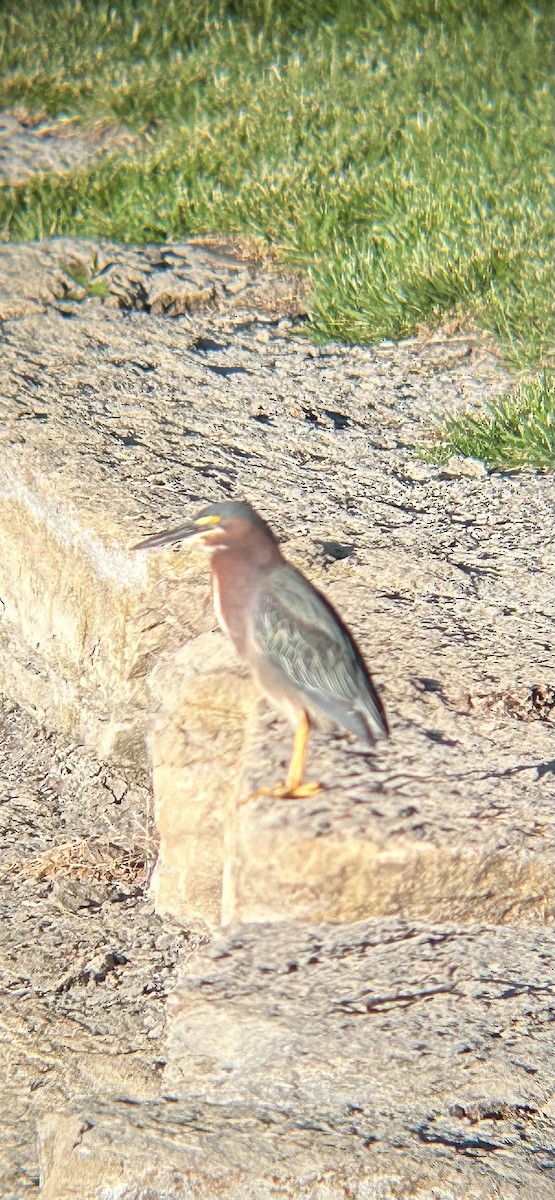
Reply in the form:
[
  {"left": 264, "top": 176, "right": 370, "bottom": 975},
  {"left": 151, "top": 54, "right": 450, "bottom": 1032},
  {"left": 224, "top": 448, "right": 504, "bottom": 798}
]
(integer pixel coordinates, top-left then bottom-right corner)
[
  {"left": 439, "top": 456, "right": 487, "bottom": 479},
  {"left": 401, "top": 462, "right": 434, "bottom": 482}
]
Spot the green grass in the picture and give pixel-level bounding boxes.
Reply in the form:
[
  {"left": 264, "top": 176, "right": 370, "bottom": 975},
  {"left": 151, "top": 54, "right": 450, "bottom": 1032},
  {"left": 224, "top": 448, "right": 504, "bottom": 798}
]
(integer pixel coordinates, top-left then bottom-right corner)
[
  {"left": 423, "top": 372, "right": 555, "bottom": 471},
  {"left": 0, "top": 0, "right": 553, "bottom": 465}
]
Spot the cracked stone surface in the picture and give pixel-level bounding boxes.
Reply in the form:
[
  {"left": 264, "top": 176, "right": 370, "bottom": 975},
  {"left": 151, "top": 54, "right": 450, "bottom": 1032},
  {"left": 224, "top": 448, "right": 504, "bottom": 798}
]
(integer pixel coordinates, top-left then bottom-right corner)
[
  {"left": 0, "top": 233, "right": 554, "bottom": 1196},
  {"left": 0, "top": 693, "right": 206, "bottom": 1199},
  {"left": 0, "top": 237, "right": 554, "bottom": 933},
  {"left": 35, "top": 920, "right": 555, "bottom": 1199}
]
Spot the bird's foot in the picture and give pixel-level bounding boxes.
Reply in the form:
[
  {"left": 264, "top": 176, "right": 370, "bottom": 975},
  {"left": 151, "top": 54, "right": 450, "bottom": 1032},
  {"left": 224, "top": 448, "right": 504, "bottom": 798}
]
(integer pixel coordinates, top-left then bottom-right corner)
[
  {"left": 239, "top": 781, "right": 322, "bottom": 806},
  {"left": 284, "top": 781, "right": 322, "bottom": 799}
]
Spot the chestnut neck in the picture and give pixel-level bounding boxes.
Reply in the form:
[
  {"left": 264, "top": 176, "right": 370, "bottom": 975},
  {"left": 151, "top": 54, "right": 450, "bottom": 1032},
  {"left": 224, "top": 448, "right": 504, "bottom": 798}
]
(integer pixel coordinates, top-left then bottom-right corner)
[{"left": 209, "top": 528, "right": 284, "bottom": 653}]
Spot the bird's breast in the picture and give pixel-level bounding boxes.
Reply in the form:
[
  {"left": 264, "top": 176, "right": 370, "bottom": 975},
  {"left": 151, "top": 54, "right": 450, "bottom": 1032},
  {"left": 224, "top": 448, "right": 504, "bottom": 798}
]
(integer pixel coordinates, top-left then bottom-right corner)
[
  {"left": 210, "top": 553, "right": 257, "bottom": 657},
  {"left": 211, "top": 570, "right": 231, "bottom": 639}
]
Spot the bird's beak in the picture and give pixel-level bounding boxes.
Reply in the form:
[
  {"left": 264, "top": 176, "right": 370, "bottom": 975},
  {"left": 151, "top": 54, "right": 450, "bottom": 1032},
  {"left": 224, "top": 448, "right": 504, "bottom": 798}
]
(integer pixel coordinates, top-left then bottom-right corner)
[{"left": 132, "top": 520, "right": 201, "bottom": 551}]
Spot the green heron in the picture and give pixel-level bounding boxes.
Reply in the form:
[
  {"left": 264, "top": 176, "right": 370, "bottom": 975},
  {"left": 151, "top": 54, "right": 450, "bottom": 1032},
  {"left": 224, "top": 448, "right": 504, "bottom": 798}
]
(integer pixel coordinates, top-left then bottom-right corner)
[{"left": 133, "top": 501, "right": 388, "bottom": 799}]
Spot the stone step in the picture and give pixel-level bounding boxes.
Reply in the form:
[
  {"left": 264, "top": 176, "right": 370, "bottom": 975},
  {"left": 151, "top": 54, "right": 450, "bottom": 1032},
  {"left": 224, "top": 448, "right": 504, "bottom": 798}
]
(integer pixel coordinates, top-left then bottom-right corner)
[
  {"left": 0, "top": 432, "right": 208, "bottom": 765},
  {"left": 37, "top": 918, "right": 555, "bottom": 1200},
  {"left": 1, "top": 239, "right": 554, "bottom": 930},
  {"left": 150, "top": 630, "right": 554, "bottom": 930}
]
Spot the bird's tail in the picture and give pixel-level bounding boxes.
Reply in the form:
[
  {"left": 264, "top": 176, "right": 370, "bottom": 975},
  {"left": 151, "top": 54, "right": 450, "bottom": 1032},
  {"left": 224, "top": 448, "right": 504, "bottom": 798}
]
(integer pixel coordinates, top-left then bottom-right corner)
[{"left": 357, "top": 686, "right": 389, "bottom": 743}]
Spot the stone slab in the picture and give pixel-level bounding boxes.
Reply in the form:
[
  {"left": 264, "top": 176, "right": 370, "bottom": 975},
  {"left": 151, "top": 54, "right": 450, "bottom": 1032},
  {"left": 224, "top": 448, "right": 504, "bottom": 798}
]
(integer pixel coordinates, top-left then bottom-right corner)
[
  {"left": 36, "top": 918, "right": 555, "bottom": 1199},
  {"left": 1, "top": 239, "right": 554, "bottom": 929}
]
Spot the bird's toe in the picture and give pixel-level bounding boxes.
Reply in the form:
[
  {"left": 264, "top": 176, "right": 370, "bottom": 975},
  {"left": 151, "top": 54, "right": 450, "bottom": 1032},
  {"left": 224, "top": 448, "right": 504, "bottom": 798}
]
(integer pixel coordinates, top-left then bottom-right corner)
[
  {"left": 238, "top": 781, "right": 322, "bottom": 805},
  {"left": 286, "top": 781, "right": 322, "bottom": 798}
]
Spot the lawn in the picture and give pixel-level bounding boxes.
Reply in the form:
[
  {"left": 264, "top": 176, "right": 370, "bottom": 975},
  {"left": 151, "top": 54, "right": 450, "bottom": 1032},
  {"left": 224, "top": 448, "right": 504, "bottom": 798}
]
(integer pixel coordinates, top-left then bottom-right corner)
[{"left": 0, "top": 0, "right": 553, "bottom": 465}]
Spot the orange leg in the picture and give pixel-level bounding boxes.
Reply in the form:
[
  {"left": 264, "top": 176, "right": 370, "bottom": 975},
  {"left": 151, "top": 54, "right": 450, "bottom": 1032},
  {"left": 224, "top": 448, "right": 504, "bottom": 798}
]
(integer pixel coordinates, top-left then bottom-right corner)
[
  {"left": 284, "top": 712, "right": 315, "bottom": 794},
  {"left": 239, "top": 712, "right": 321, "bottom": 804}
]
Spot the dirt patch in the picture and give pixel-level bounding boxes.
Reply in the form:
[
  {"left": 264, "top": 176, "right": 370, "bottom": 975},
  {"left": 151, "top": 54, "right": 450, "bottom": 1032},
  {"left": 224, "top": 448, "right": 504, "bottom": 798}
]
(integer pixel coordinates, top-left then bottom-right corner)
[{"left": 0, "top": 109, "right": 143, "bottom": 187}]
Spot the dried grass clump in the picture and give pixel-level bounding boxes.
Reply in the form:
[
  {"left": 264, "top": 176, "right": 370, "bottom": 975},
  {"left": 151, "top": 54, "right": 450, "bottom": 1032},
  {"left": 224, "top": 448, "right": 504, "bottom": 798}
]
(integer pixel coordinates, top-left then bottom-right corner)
[{"left": 1, "top": 834, "right": 155, "bottom": 885}]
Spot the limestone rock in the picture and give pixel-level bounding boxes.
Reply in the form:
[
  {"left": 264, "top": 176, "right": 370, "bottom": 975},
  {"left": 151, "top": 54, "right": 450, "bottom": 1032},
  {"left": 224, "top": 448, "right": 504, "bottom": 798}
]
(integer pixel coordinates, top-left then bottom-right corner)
[
  {"left": 36, "top": 919, "right": 555, "bottom": 1199},
  {"left": 1, "top": 239, "right": 554, "bottom": 932},
  {"left": 163, "top": 919, "right": 555, "bottom": 1197},
  {"left": 439, "top": 455, "right": 488, "bottom": 479},
  {"left": 0, "top": 443, "right": 208, "bottom": 764},
  {"left": 148, "top": 632, "right": 254, "bottom": 928},
  {"left": 2, "top": 235, "right": 555, "bottom": 1196}
]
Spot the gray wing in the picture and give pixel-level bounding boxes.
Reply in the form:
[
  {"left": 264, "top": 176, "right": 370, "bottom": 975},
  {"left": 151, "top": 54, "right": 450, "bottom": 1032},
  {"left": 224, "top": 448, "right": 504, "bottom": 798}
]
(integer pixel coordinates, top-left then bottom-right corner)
[{"left": 253, "top": 566, "right": 388, "bottom": 742}]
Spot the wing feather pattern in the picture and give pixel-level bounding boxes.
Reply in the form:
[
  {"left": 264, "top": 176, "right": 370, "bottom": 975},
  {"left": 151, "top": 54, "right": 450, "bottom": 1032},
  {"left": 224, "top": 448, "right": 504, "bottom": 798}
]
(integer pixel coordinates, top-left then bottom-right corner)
[{"left": 254, "top": 566, "right": 388, "bottom": 741}]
